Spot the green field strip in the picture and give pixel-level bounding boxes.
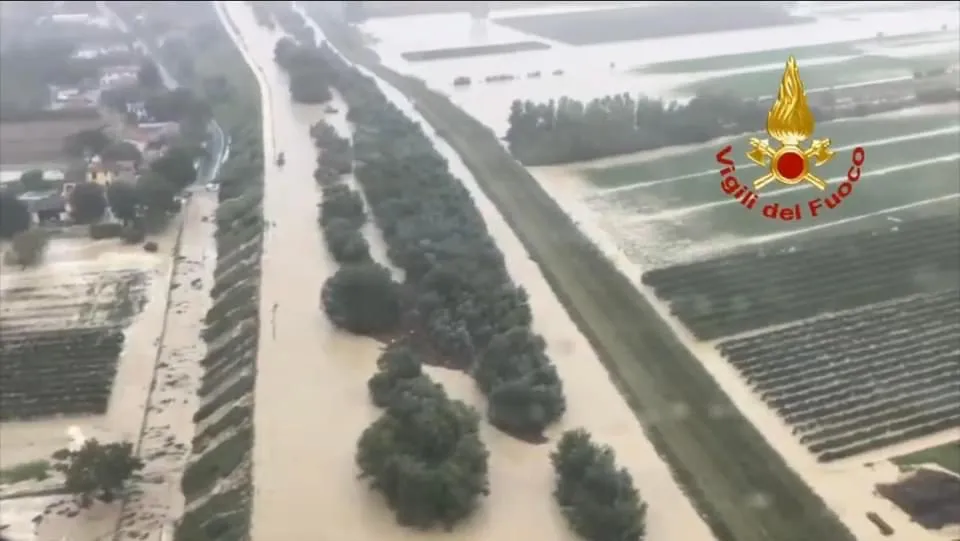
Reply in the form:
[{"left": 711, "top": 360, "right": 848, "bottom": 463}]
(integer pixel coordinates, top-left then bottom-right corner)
[
  {"left": 892, "top": 440, "right": 960, "bottom": 474},
  {"left": 586, "top": 115, "right": 960, "bottom": 188},
  {"left": 634, "top": 158, "right": 960, "bottom": 244},
  {"left": 607, "top": 129, "right": 960, "bottom": 212},
  {"left": 637, "top": 32, "right": 958, "bottom": 74},
  {"left": 676, "top": 52, "right": 959, "bottom": 98}
]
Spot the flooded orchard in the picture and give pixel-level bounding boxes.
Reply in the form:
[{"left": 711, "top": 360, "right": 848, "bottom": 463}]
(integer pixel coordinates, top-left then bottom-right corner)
[{"left": 221, "top": 1, "right": 715, "bottom": 540}]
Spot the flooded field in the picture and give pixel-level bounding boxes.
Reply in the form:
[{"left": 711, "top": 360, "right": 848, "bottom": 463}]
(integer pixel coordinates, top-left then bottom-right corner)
[
  {"left": 303, "top": 3, "right": 960, "bottom": 541},
  {"left": 353, "top": 1, "right": 960, "bottom": 268},
  {"left": 223, "top": 2, "right": 715, "bottom": 540},
  {"left": 569, "top": 104, "right": 960, "bottom": 267},
  {"left": 359, "top": 2, "right": 959, "bottom": 133},
  {"left": 0, "top": 197, "right": 220, "bottom": 541}
]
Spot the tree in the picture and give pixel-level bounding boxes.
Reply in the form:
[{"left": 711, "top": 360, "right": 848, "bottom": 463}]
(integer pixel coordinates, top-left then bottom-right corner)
[
  {"left": 0, "top": 190, "right": 31, "bottom": 239},
  {"left": 52, "top": 439, "right": 144, "bottom": 508},
  {"left": 68, "top": 182, "right": 107, "bottom": 224},
  {"left": 137, "top": 59, "right": 163, "bottom": 88},
  {"left": 0, "top": 191, "right": 30, "bottom": 238},
  {"left": 357, "top": 369, "right": 490, "bottom": 530},
  {"left": 8, "top": 229, "right": 50, "bottom": 267},
  {"left": 323, "top": 217, "right": 371, "bottom": 263},
  {"left": 101, "top": 141, "right": 143, "bottom": 164},
  {"left": 144, "top": 88, "right": 210, "bottom": 124},
  {"left": 151, "top": 146, "right": 197, "bottom": 190},
  {"left": 19, "top": 169, "right": 49, "bottom": 191},
  {"left": 321, "top": 263, "right": 402, "bottom": 335},
  {"left": 367, "top": 344, "right": 423, "bottom": 407},
  {"left": 107, "top": 181, "right": 140, "bottom": 224},
  {"left": 136, "top": 171, "right": 176, "bottom": 217},
  {"left": 64, "top": 127, "right": 110, "bottom": 158},
  {"left": 551, "top": 429, "right": 647, "bottom": 541}
]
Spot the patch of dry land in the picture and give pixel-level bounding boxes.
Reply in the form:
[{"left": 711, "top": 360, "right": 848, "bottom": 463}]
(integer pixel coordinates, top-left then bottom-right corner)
[
  {"left": 524, "top": 106, "right": 960, "bottom": 540},
  {"left": 0, "top": 190, "right": 218, "bottom": 541},
  {"left": 221, "top": 2, "right": 714, "bottom": 540}
]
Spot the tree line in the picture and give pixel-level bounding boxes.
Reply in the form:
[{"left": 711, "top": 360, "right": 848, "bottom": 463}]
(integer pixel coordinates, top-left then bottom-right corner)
[
  {"left": 304, "top": 40, "right": 567, "bottom": 440},
  {"left": 273, "top": 45, "right": 401, "bottom": 337},
  {"left": 506, "top": 84, "right": 960, "bottom": 166},
  {"left": 270, "top": 8, "right": 647, "bottom": 538},
  {"left": 274, "top": 38, "right": 333, "bottom": 104},
  {"left": 507, "top": 93, "right": 775, "bottom": 166}
]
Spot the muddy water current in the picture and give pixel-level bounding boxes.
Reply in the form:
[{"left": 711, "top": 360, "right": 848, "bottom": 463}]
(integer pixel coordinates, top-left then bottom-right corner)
[{"left": 219, "top": 1, "right": 717, "bottom": 539}]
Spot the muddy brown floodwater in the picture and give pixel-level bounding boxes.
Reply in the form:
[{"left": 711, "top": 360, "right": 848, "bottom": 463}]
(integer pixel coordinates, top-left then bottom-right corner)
[{"left": 220, "top": 2, "right": 715, "bottom": 540}]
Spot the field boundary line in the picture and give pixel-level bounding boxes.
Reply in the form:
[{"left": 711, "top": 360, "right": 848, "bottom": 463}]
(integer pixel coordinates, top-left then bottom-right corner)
[
  {"left": 594, "top": 125, "right": 960, "bottom": 195},
  {"left": 733, "top": 193, "right": 960, "bottom": 247},
  {"left": 630, "top": 152, "right": 960, "bottom": 222},
  {"left": 109, "top": 201, "right": 190, "bottom": 541}
]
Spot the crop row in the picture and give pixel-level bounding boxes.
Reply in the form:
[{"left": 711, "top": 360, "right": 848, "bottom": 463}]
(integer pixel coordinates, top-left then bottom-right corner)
[
  {"left": 642, "top": 213, "right": 960, "bottom": 340},
  {"left": 0, "top": 270, "right": 138, "bottom": 297},
  {"left": 171, "top": 5, "right": 263, "bottom": 541},
  {"left": 1, "top": 327, "right": 123, "bottom": 350},
  {"left": 717, "top": 292, "right": 960, "bottom": 460},
  {"left": 0, "top": 328, "right": 123, "bottom": 420}
]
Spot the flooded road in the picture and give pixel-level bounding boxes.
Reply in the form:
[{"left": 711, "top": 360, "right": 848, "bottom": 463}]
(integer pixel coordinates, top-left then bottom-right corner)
[
  {"left": 215, "top": 1, "right": 717, "bottom": 539},
  {"left": 217, "top": 4, "right": 386, "bottom": 540}
]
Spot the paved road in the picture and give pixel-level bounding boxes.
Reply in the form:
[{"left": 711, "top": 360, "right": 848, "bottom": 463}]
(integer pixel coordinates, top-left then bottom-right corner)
[{"left": 96, "top": 1, "right": 229, "bottom": 184}]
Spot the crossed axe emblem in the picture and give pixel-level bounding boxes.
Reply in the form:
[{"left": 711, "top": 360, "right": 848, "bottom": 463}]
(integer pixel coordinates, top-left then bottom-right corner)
[{"left": 746, "top": 138, "right": 836, "bottom": 191}]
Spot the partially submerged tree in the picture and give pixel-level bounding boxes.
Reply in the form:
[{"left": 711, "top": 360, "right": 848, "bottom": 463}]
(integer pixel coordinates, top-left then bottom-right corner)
[
  {"left": 321, "top": 262, "right": 402, "bottom": 335},
  {"left": 107, "top": 181, "right": 140, "bottom": 224},
  {"left": 52, "top": 439, "right": 144, "bottom": 508},
  {"left": 136, "top": 171, "right": 176, "bottom": 214},
  {"left": 0, "top": 191, "right": 30, "bottom": 238},
  {"left": 358, "top": 360, "right": 489, "bottom": 530},
  {"left": 151, "top": 145, "right": 197, "bottom": 190},
  {"left": 63, "top": 127, "right": 110, "bottom": 158},
  {"left": 8, "top": 229, "right": 50, "bottom": 267},
  {"left": 68, "top": 182, "right": 107, "bottom": 224},
  {"left": 551, "top": 429, "right": 648, "bottom": 541},
  {"left": 101, "top": 141, "right": 143, "bottom": 164},
  {"left": 367, "top": 343, "right": 423, "bottom": 407}
]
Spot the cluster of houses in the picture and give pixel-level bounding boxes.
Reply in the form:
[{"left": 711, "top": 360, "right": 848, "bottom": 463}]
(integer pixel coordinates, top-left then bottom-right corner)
[
  {"left": 11, "top": 120, "right": 180, "bottom": 225},
  {"left": 3, "top": 100, "right": 182, "bottom": 226},
  {"left": 0, "top": 7, "right": 195, "bottom": 226}
]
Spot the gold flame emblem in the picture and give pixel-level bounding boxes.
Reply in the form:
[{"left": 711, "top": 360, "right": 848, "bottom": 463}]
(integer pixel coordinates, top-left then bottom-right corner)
[{"left": 747, "top": 56, "right": 836, "bottom": 191}]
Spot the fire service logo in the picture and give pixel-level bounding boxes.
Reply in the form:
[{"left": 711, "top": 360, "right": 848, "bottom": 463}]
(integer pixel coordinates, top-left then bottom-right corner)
[{"left": 716, "top": 56, "right": 866, "bottom": 221}]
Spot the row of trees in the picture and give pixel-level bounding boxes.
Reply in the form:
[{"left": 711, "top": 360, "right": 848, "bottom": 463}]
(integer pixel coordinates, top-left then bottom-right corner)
[
  {"left": 505, "top": 93, "right": 777, "bottom": 165},
  {"left": 505, "top": 78, "right": 960, "bottom": 166},
  {"left": 358, "top": 344, "right": 490, "bottom": 529},
  {"left": 310, "top": 120, "right": 369, "bottom": 266},
  {"left": 274, "top": 38, "right": 333, "bottom": 104},
  {"left": 299, "top": 41, "right": 567, "bottom": 439},
  {"left": 270, "top": 7, "right": 648, "bottom": 539}
]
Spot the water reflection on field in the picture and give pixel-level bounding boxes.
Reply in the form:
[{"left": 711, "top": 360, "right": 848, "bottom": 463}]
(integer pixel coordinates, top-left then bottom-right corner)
[{"left": 360, "top": 3, "right": 959, "bottom": 134}]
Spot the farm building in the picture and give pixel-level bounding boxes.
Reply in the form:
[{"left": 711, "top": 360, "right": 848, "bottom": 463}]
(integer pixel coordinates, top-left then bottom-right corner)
[{"left": 86, "top": 155, "right": 138, "bottom": 185}]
